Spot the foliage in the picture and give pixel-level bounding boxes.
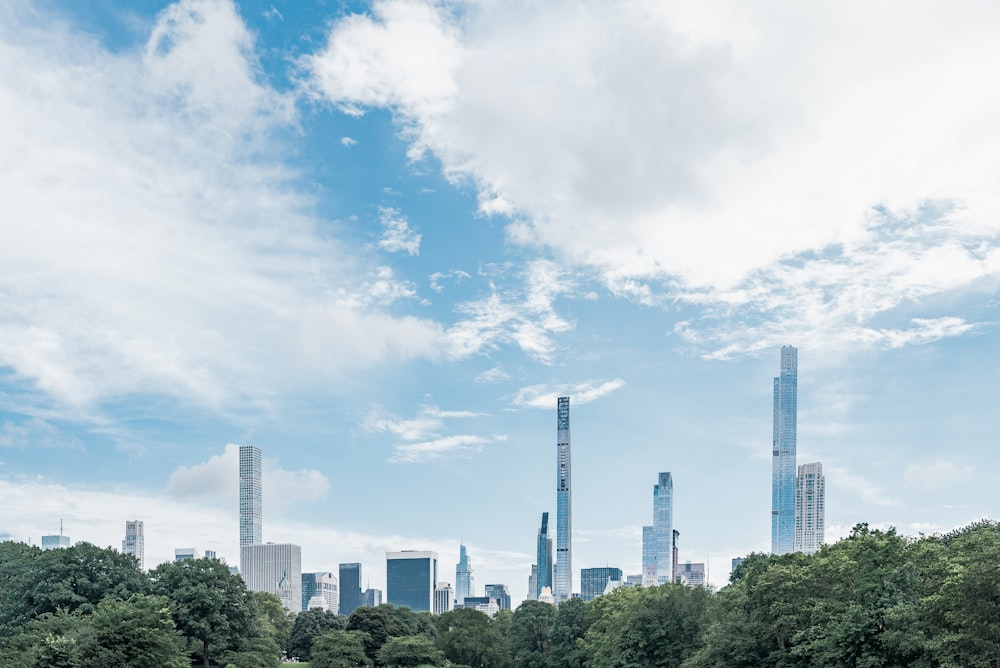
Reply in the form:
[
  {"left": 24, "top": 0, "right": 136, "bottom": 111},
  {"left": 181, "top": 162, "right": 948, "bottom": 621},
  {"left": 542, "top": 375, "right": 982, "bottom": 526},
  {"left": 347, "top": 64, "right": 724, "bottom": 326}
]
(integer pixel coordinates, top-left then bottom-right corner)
[
  {"left": 508, "top": 601, "right": 554, "bottom": 668},
  {"left": 289, "top": 608, "right": 347, "bottom": 661},
  {"left": 435, "top": 607, "right": 508, "bottom": 668},
  {"left": 310, "top": 629, "right": 370, "bottom": 668},
  {"left": 347, "top": 605, "right": 417, "bottom": 662},
  {"left": 379, "top": 634, "right": 447, "bottom": 667}
]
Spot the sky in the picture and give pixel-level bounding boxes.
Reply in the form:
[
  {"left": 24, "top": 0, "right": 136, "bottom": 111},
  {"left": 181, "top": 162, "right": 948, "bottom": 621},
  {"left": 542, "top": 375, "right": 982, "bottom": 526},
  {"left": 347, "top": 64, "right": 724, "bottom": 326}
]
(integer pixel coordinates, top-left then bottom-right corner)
[{"left": 2, "top": 0, "right": 1000, "bottom": 603}]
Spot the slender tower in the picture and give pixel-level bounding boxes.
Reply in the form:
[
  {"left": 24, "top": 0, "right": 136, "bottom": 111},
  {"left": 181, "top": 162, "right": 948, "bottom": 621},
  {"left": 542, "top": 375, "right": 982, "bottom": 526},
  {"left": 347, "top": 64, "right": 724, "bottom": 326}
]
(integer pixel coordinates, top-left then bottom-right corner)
[
  {"left": 535, "top": 512, "right": 553, "bottom": 598},
  {"left": 771, "top": 346, "right": 798, "bottom": 555},
  {"left": 793, "top": 462, "right": 825, "bottom": 554},
  {"left": 555, "top": 396, "right": 572, "bottom": 601},
  {"left": 240, "top": 445, "right": 262, "bottom": 547},
  {"left": 122, "top": 520, "right": 144, "bottom": 571},
  {"left": 455, "top": 544, "right": 474, "bottom": 606},
  {"left": 653, "top": 472, "right": 673, "bottom": 583}
]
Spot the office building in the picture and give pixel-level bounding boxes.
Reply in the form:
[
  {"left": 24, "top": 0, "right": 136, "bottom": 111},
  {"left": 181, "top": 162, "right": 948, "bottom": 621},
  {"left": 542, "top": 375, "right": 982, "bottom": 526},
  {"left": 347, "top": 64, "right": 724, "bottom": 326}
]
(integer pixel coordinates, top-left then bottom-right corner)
[
  {"left": 386, "top": 551, "right": 437, "bottom": 613},
  {"left": 555, "top": 396, "right": 572, "bottom": 602},
  {"left": 363, "top": 588, "right": 383, "bottom": 607},
  {"left": 241, "top": 542, "right": 302, "bottom": 613},
  {"left": 641, "top": 525, "right": 656, "bottom": 586},
  {"left": 339, "top": 563, "right": 363, "bottom": 616},
  {"left": 204, "top": 549, "right": 217, "bottom": 560},
  {"left": 580, "top": 567, "right": 623, "bottom": 602},
  {"left": 535, "top": 512, "right": 553, "bottom": 599},
  {"left": 671, "top": 530, "right": 680, "bottom": 584},
  {"left": 41, "top": 534, "right": 70, "bottom": 550},
  {"left": 772, "top": 346, "right": 798, "bottom": 555},
  {"left": 302, "top": 572, "right": 339, "bottom": 613},
  {"left": 455, "top": 544, "right": 475, "bottom": 606},
  {"left": 122, "top": 520, "right": 144, "bottom": 570},
  {"left": 677, "top": 561, "right": 705, "bottom": 587},
  {"left": 653, "top": 472, "right": 674, "bottom": 583},
  {"left": 240, "top": 445, "right": 262, "bottom": 547},
  {"left": 527, "top": 565, "right": 538, "bottom": 601},
  {"left": 625, "top": 574, "right": 643, "bottom": 586},
  {"left": 434, "top": 582, "right": 454, "bottom": 615},
  {"left": 794, "top": 462, "right": 825, "bottom": 554},
  {"left": 175, "top": 547, "right": 200, "bottom": 561},
  {"left": 460, "top": 596, "right": 500, "bottom": 617},
  {"left": 484, "top": 584, "right": 511, "bottom": 611}
]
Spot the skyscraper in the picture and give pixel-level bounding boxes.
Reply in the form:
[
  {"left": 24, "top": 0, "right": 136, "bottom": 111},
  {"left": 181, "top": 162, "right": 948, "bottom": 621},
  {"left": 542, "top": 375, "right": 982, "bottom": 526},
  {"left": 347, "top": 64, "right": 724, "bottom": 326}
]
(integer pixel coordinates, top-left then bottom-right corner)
[
  {"left": 434, "top": 582, "right": 454, "bottom": 614},
  {"left": 580, "top": 567, "right": 623, "bottom": 601},
  {"left": 240, "top": 445, "right": 262, "bottom": 547},
  {"left": 771, "top": 346, "right": 798, "bottom": 555},
  {"left": 555, "top": 396, "right": 572, "bottom": 602},
  {"left": 527, "top": 565, "right": 538, "bottom": 601},
  {"left": 455, "top": 544, "right": 474, "bottom": 606},
  {"left": 363, "top": 588, "right": 382, "bottom": 607},
  {"left": 241, "top": 542, "right": 302, "bottom": 613},
  {"left": 535, "top": 512, "right": 553, "bottom": 599},
  {"left": 671, "top": 529, "right": 680, "bottom": 584},
  {"left": 484, "top": 583, "right": 511, "bottom": 611},
  {"left": 339, "top": 563, "right": 363, "bottom": 616},
  {"left": 386, "top": 550, "right": 437, "bottom": 613},
  {"left": 653, "top": 472, "right": 674, "bottom": 584},
  {"left": 794, "top": 462, "right": 825, "bottom": 554},
  {"left": 302, "top": 572, "right": 339, "bottom": 613},
  {"left": 122, "top": 520, "right": 144, "bottom": 570},
  {"left": 641, "top": 525, "right": 656, "bottom": 586}
]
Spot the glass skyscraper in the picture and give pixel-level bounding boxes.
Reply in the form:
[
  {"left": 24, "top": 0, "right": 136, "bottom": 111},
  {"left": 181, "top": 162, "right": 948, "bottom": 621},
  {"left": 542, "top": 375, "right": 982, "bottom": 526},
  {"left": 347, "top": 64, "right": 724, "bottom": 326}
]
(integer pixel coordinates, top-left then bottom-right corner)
[
  {"left": 771, "top": 346, "right": 798, "bottom": 555},
  {"left": 653, "top": 472, "right": 673, "bottom": 584},
  {"left": 555, "top": 396, "right": 572, "bottom": 601},
  {"left": 339, "top": 563, "right": 362, "bottom": 616},
  {"left": 641, "top": 525, "right": 656, "bottom": 585},
  {"left": 239, "top": 445, "right": 262, "bottom": 547},
  {"left": 794, "top": 462, "right": 825, "bottom": 554},
  {"left": 580, "top": 567, "right": 623, "bottom": 601},
  {"left": 535, "top": 512, "right": 553, "bottom": 599},
  {"left": 386, "top": 550, "right": 437, "bottom": 613},
  {"left": 455, "top": 544, "right": 474, "bottom": 606}
]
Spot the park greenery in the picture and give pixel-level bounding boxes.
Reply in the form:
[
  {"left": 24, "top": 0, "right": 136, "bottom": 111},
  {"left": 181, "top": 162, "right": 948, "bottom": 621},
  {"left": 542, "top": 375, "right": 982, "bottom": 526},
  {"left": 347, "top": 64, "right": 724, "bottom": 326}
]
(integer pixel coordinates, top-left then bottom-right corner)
[{"left": 2, "top": 520, "right": 1000, "bottom": 666}]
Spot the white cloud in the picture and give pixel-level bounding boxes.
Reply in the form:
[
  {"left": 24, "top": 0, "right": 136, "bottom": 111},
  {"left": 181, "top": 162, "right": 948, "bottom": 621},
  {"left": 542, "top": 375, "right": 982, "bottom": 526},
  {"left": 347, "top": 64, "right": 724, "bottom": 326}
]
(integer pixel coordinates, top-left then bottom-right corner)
[
  {"left": 474, "top": 365, "right": 511, "bottom": 384},
  {"left": 167, "top": 443, "right": 330, "bottom": 511},
  {"left": 0, "top": 418, "right": 83, "bottom": 450},
  {"left": 376, "top": 207, "right": 422, "bottom": 255},
  {"left": 388, "top": 433, "right": 505, "bottom": 464},
  {"left": 904, "top": 460, "right": 974, "bottom": 488},
  {"left": 305, "top": 0, "right": 1000, "bottom": 357},
  {"left": 0, "top": 1, "right": 444, "bottom": 414},
  {"left": 824, "top": 464, "right": 900, "bottom": 509},
  {"left": 364, "top": 404, "right": 485, "bottom": 442},
  {"left": 429, "top": 269, "right": 471, "bottom": 293},
  {"left": 512, "top": 378, "right": 626, "bottom": 410},
  {"left": 341, "top": 136, "right": 357, "bottom": 146}
]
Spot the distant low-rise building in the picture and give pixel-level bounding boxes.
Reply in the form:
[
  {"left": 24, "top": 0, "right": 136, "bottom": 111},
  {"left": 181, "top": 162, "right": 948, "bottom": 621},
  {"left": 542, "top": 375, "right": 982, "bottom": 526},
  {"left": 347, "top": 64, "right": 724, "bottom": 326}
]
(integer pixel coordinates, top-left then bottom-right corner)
[
  {"left": 174, "top": 547, "right": 200, "bottom": 561},
  {"left": 580, "top": 567, "right": 623, "bottom": 601},
  {"left": 678, "top": 561, "right": 706, "bottom": 587},
  {"left": 363, "top": 588, "right": 382, "bottom": 607}
]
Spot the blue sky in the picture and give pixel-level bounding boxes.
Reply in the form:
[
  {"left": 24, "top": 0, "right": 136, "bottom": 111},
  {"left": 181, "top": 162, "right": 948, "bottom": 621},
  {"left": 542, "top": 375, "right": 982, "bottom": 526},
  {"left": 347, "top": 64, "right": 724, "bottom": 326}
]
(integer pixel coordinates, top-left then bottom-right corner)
[{"left": 2, "top": 0, "right": 1000, "bottom": 602}]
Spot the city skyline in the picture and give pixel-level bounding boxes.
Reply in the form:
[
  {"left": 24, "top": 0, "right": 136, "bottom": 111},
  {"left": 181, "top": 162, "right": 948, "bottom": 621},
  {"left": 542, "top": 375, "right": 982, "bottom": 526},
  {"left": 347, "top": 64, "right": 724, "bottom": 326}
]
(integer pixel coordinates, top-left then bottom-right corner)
[{"left": 3, "top": 0, "right": 1000, "bottom": 606}]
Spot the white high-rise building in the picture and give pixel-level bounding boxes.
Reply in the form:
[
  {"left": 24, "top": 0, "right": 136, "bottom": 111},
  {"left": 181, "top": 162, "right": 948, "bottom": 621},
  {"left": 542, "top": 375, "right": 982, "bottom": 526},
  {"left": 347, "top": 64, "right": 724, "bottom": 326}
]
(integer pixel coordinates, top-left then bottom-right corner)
[
  {"left": 241, "top": 543, "right": 302, "bottom": 613},
  {"left": 794, "top": 462, "right": 825, "bottom": 554},
  {"left": 240, "top": 445, "right": 262, "bottom": 547},
  {"left": 555, "top": 396, "right": 572, "bottom": 602},
  {"left": 435, "top": 581, "right": 454, "bottom": 615},
  {"left": 122, "top": 520, "right": 144, "bottom": 570}
]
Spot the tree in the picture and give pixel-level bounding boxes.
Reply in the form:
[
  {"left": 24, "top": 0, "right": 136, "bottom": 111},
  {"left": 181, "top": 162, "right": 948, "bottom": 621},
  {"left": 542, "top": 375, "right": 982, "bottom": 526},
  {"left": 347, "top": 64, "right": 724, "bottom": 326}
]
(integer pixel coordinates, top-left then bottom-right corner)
[
  {"left": 149, "top": 557, "right": 255, "bottom": 668},
  {"left": 289, "top": 608, "right": 347, "bottom": 661},
  {"left": 436, "top": 608, "right": 508, "bottom": 668},
  {"left": 508, "top": 601, "right": 554, "bottom": 668},
  {"left": 379, "top": 635, "right": 446, "bottom": 667},
  {"left": 547, "top": 597, "right": 586, "bottom": 668},
  {"left": 311, "top": 629, "right": 370, "bottom": 668},
  {"left": 615, "top": 585, "right": 710, "bottom": 668},
  {"left": 79, "top": 594, "right": 188, "bottom": 668},
  {"left": 347, "top": 605, "right": 416, "bottom": 662}
]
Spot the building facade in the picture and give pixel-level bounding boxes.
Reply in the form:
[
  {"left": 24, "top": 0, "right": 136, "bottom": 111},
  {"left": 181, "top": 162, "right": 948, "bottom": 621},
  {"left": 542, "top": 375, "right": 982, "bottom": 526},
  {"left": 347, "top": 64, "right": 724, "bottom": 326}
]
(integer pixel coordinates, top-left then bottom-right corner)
[
  {"left": 484, "top": 584, "right": 511, "bottom": 611},
  {"left": 653, "top": 472, "right": 674, "bottom": 584},
  {"left": 387, "top": 551, "right": 437, "bottom": 613},
  {"left": 772, "top": 346, "right": 798, "bottom": 555},
  {"left": 363, "top": 588, "right": 383, "bottom": 607},
  {"left": 677, "top": 561, "right": 706, "bottom": 587},
  {"left": 121, "top": 520, "right": 144, "bottom": 570},
  {"left": 339, "top": 563, "right": 363, "bottom": 616},
  {"left": 535, "top": 512, "right": 553, "bottom": 599},
  {"left": 241, "top": 542, "right": 302, "bottom": 613},
  {"left": 580, "top": 567, "right": 623, "bottom": 602},
  {"left": 41, "top": 534, "right": 70, "bottom": 550},
  {"left": 641, "top": 525, "right": 656, "bottom": 586},
  {"left": 174, "top": 547, "right": 200, "bottom": 561},
  {"left": 460, "top": 596, "right": 500, "bottom": 617},
  {"left": 239, "top": 445, "right": 263, "bottom": 548},
  {"left": 302, "top": 572, "right": 339, "bottom": 613},
  {"left": 794, "top": 462, "right": 825, "bottom": 554},
  {"left": 434, "top": 582, "right": 454, "bottom": 615},
  {"left": 555, "top": 396, "right": 572, "bottom": 602},
  {"left": 455, "top": 544, "right": 474, "bottom": 606},
  {"left": 527, "top": 565, "right": 538, "bottom": 601}
]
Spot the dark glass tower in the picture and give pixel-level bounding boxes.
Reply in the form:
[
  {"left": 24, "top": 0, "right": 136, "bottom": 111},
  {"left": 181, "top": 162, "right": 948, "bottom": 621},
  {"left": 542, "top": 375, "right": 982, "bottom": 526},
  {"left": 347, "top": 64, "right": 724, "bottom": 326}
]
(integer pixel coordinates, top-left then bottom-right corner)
[
  {"left": 338, "top": 562, "right": 362, "bottom": 616},
  {"left": 535, "top": 512, "right": 553, "bottom": 598}
]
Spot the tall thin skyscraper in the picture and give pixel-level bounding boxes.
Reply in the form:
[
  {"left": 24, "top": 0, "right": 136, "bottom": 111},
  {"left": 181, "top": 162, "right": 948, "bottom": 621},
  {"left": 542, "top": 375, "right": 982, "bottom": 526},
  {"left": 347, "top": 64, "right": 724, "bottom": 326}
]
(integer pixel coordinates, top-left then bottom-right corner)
[
  {"left": 771, "top": 346, "right": 798, "bottom": 555},
  {"left": 641, "top": 525, "right": 656, "bottom": 586},
  {"left": 794, "top": 462, "right": 825, "bottom": 554},
  {"left": 122, "top": 520, "right": 144, "bottom": 571},
  {"left": 653, "top": 472, "right": 673, "bottom": 583},
  {"left": 535, "top": 512, "right": 553, "bottom": 599},
  {"left": 239, "top": 445, "right": 262, "bottom": 547},
  {"left": 555, "top": 396, "right": 572, "bottom": 601},
  {"left": 455, "top": 544, "right": 474, "bottom": 606}
]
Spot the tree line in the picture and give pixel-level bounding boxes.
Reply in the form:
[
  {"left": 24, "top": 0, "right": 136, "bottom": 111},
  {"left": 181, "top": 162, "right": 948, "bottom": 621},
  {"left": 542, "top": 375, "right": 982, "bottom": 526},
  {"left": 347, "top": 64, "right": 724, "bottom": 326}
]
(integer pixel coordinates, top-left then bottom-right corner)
[{"left": 2, "top": 520, "right": 1000, "bottom": 667}]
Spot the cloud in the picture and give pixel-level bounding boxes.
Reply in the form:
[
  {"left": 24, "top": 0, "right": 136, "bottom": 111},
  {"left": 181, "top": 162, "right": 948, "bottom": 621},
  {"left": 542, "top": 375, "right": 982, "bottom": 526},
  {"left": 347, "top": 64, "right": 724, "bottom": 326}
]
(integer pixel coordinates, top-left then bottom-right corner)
[
  {"left": 824, "top": 464, "right": 900, "bottom": 508},
  {"left": 388, "top": 434, "right": 505, "bottom": 464},
  {"left": 474, "top": 366, "right": 511, "bottom": 384},
  {"left": 904, "top": 460, "right": 974, "bottom": 488},
  {"left": 429, "top": 269, "right": 471, "bottom": 293},
  {"left": 365, "top": 404, "right": 486, "bottom": 442},
  {"left": 305, "top": 0, "right": 1000, "bottom": 357},
  {"left": 511, "top": 378, "right": 626, "bottom": 409},
  {"left": 341, "top": 136, "right": 357, "bottom": 146},
  {"left": 0, "top": 0, "right": 444, "bottom": 414},
  {"left": 167, "top": 443, "right": 330, "bottom": 511},
  {"left": 377, "top": 207, "right": 422, "bottom": 255},
  {"left": 0, "top": 418, "right": 84, "bottom": 450}
]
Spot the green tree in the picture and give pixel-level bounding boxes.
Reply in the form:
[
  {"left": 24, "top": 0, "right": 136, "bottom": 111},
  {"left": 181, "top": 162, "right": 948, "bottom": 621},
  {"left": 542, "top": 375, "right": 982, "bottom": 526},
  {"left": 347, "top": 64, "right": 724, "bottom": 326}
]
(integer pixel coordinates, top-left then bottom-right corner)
[
  {"left": 149, "top": 557, "right": 255, "bottom": 668},
  {"left": 289, "top": 608, "right": 347, "bottom": 661},
  {"left": 79, "top": 594, "right": 188, "bottom": 667},
  {"left": 379, "top": 634, "right": 446, "bottom": 667},
  {"left": 435, "top": 608, "right": 508, "bottom": 668},
  {"left": 508, "top": 601, "right": 554, "bottom": 668},
  {"left": 547, "top": 597, "right": 586, "bottom": 668},
  {"left": 616, "top": 585, "right": 710, "bottom": 668},
  {"left": 347, "top": 605, "right": 415, "bottom": 662},
  {"left": 311, "top": 629, "right": 371, "bottom": 668}
]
